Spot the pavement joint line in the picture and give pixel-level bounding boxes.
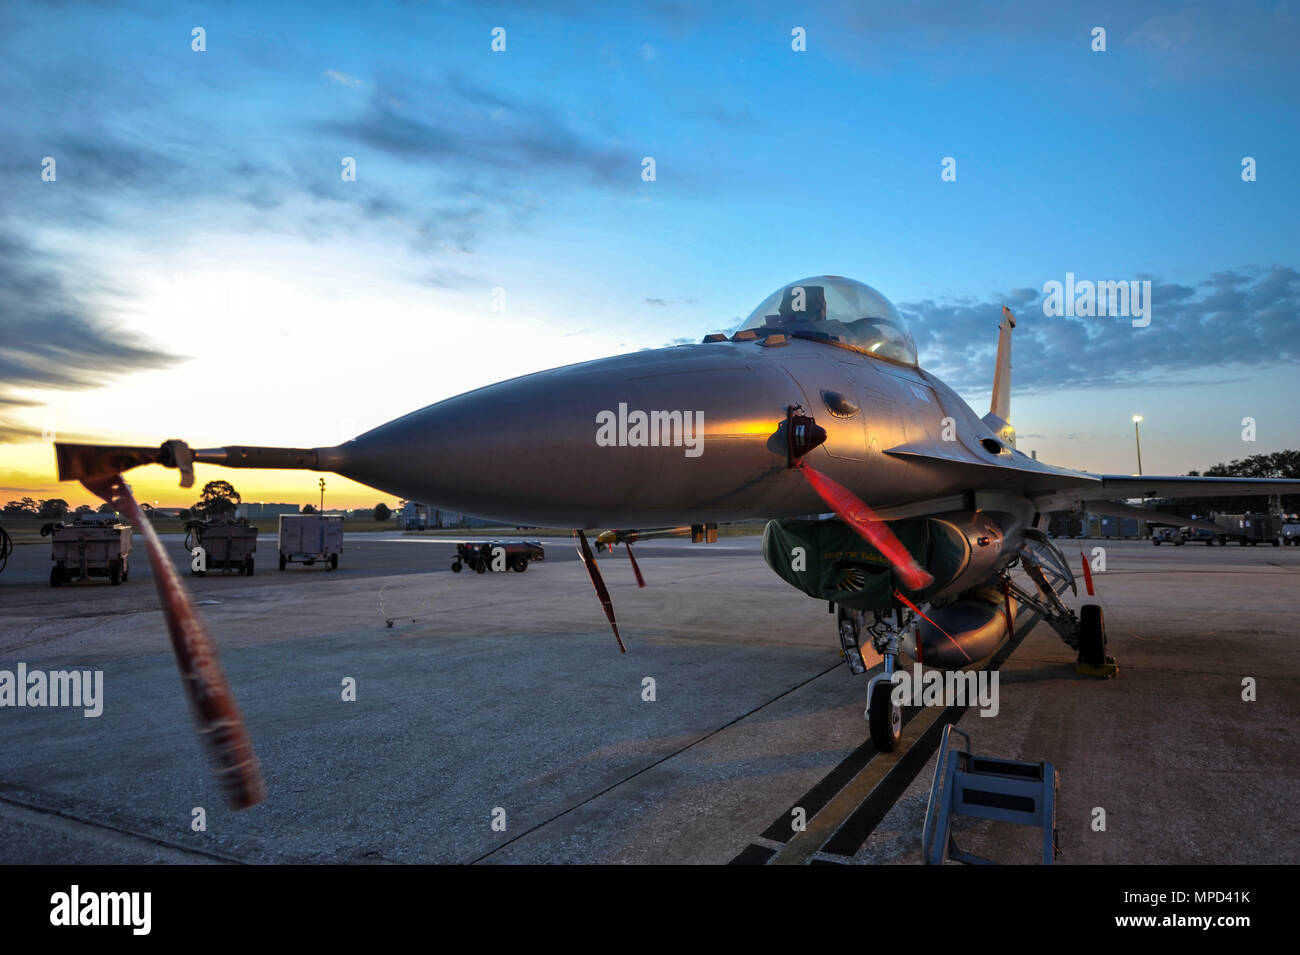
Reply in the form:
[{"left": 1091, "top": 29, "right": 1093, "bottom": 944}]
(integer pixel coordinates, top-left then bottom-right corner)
[
  {"left": 769, "top": 704, "right": 949, "bottom": 866},
  {"left": 819, "top": 703, "right": 967, "bottom": 858},
  {"left": 755, "top": 703, "right": 924, "bottom": 845},
  {"left": 465, "top": 659, "right": 844, "bottom": 865},
  {"left": 0, "top": 791, "right": 246, "bottom": 865}
]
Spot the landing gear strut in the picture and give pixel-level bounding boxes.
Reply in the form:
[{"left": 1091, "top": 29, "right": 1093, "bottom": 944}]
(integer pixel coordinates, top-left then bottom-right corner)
[
  {"left": 837, "top": 605, "right": 868, "bottom": 675},
  {"left": 1012, "top": 530, "right": 1118, "bottom": 677},
  {"left": 864, "top": 610, "right": 907, "bottom": 751},
  {"left": 838, "top": 604, "right": 907, "bottom": 752}
]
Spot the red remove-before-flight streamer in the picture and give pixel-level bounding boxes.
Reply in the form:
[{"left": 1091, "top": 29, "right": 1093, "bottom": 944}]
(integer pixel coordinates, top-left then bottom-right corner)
[{"left": 795, "top": 462, "right": 934, "bottom": 593}]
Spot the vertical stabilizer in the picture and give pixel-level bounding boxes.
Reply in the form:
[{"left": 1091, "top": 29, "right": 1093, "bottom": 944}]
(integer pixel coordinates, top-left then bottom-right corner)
[
  {"left": 991, "top": 306, "right": 1014, "bottom": 421},
  {"left": 982, "top": 306, "right": 1016, "bottom": 448}
]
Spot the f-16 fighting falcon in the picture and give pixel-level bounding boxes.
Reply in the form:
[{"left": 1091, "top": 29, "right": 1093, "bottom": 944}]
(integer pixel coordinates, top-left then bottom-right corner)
[{"left": 55, "top": 276, "right": 1300, "bottom": 806}]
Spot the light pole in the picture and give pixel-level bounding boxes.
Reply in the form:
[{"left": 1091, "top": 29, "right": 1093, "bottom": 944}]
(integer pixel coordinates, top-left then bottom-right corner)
[
  {"left": 1133, "top": 413, "right": 1144, "bottom": 475},
  {"left": 318, "top": 477, "right": 326, "bottom": 514}
]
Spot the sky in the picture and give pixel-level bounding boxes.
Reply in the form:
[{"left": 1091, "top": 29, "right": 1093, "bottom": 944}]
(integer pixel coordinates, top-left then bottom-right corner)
[{"left": 1, "top": 0, "right": 1297, "bottom": 510}]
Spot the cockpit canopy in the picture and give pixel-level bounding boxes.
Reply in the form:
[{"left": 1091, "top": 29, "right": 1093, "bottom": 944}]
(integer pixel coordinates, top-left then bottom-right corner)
[{"left": 735, "top": 276, "right": 917, "bottom": 366}]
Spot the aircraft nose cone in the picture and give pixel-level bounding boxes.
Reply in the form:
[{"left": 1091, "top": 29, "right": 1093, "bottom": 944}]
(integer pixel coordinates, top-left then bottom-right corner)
[{"left": 323, "top": 344, "right": 816, "bottom": 527}]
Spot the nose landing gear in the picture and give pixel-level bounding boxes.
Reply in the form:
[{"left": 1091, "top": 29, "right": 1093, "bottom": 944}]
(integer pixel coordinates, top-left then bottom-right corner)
[
  {"left": 863, "top": 615, "right": 905, "bottom": 752},
  {"left": 837, "top": 604, "right": 907, "bottom": 752}
]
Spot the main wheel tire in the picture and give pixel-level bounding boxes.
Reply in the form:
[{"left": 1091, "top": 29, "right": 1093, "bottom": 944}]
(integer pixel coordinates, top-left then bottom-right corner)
[
  {"left": 868, "top": 680, "right": 902, "bottom": 752},
  {"left": 109, "top": 561, "right": 122, "bottom": 585},
  {"left": 511, "top": 556, "right": 528, "bottom": 572},
  {"left": 121, "top": 559, "right": 129, "bottom": 582},
  {"left": 329, "top": 553, "right": 338, "bottom": 570},
  {"left": 279, "top": 554, "right": 287, "bottom": 571},
  {"left": 451, "top": 561, "right": 462, "bottom": 572},
  {"left": 1078, "top": 603, "right": 1107, "bottom": 666},
  {"left": 1153, "top": 539, "right": 1160, "bottom": 545},
  {"left": 475, "top": 560, "right": 487, "bottom": 574},
  {"left": 245, "top": 557, "right": 254, "bottom": 576},
  {"left": 50, "top": 566, "right": 64, "bottom": 588}
]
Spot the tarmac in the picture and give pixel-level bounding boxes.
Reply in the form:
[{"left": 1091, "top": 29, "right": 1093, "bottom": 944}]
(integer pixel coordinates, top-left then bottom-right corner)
[{"left": 1, "top": 532, "right": 1296, "bottom": 864}]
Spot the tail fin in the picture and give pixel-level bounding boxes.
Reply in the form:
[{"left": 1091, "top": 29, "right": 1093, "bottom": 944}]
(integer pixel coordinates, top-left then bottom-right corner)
[{"left": 982, "top": 306, "right": 1016, "bottom": 448}]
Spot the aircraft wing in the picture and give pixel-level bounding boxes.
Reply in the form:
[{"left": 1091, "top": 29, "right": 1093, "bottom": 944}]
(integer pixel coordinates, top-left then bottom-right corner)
[
  {"left": 1083, "top": 475, "right": 1300, "bottom": 500},
  {"left": 1077, "top": 499, "right": 1222, "bottom": 532},
  {"left": 1029, "top": 473, "right": 1300, "bottom": 516},
  {"left": 881, "top": 444, "right": 1300, "bottom": 513}
]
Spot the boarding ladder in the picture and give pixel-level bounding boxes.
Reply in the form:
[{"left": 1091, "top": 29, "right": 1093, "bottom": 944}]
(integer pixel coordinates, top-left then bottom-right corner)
[{"left": 921, "top": 723, "right": 1059, "bottom": 865}]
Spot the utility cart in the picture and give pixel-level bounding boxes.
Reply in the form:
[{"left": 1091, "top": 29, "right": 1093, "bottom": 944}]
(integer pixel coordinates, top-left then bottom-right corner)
[
  {"left": 45, "top": 515, "right": 133, "bottom": 586},
  {"left": 451, "top": 540, "right": 545, "bottom": 574},
  {"left": 1213, "top": 512, "right": 1282, "bottom": 546},
  {"left": 185, "top": 518, "right": 259, "bottom": 575},
  {"left": 278, "top": 514, "right": 343, "bottom": 570},
  {"left": 1150, "top": 526, "right": 1185, "bottom": 545}
]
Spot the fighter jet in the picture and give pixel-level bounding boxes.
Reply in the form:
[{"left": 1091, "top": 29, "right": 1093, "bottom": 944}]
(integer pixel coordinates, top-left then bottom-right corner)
[{"left": 56, "top": 275, "right": 1300, "bottom": 803}]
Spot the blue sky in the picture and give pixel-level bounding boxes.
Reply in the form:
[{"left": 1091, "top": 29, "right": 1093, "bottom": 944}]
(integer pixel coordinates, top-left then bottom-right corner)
[{"left": 2, "top": 0, "right": 1297, "bottom": 503}]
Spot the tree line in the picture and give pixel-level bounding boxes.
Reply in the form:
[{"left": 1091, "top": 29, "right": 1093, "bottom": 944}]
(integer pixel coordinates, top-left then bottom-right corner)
[{"left": 4, "top": 480, "right": 398, "bottom": 522}]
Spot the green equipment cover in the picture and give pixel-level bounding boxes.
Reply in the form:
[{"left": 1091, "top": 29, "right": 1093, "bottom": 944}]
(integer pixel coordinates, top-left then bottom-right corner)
[{"left": 761, "top": 517, "right": 967, "bottom": 611}]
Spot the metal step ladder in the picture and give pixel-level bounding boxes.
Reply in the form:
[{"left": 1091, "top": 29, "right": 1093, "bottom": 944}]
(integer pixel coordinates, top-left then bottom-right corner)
[{"left": 922, "top": 723, "right": 1059, "bottom": 865}]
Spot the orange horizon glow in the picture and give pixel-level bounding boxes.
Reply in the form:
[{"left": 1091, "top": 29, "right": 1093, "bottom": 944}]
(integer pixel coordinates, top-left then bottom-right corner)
[{"left": 1, "top": 447, "right": 402, "bottom": 512}]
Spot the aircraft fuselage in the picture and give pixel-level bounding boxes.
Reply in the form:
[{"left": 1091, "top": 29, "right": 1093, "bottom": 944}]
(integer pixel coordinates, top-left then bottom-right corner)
[{"left": 321, "top": 337, "right": 1067, "bottom": 532}]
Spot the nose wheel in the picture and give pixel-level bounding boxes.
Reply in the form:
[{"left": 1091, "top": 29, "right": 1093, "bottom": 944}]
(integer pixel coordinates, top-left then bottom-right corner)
[
  {"left": 867, "top": 679, "right": 903, "bottom": 751},
  {"left": 839, "top": 606, "right": 907, "bottom": 753}
]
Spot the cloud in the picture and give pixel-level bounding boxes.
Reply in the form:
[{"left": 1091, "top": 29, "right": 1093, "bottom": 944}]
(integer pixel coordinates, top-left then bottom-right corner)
[
  {"left": 814, "top": 0, "right": 1300, "bottom": 77},
  {"left": 900, "top": 266, "right": 1300, "bottom": 394},
  {"left": 324, "top": 70, "right": 366, "bottom": 89},
  {"left": 0, "top": 48, "right": 595, "bottom": 265},
  {"left": 0, "top": 229, "right": 175, "bottom": 443},
  {"left": 1122, "top": 3, "right": 1300, "bottom": 70},
  {"left": 319, "top": 73, "right": 635, "bottom": 185}
]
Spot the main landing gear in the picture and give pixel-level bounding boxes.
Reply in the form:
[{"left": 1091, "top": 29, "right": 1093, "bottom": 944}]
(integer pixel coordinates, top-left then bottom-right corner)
[{"left": 1006, "top": 530, "right": 1118, "bottom": 678}]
